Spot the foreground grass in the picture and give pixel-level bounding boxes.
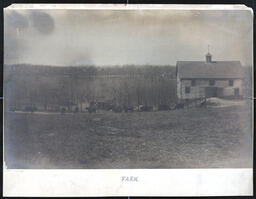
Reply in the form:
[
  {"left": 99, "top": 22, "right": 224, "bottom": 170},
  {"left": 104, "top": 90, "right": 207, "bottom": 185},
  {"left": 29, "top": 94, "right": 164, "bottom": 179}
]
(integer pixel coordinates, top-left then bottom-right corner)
[{"left": 4, "top": 104, "right": 252, "bottom": 169}]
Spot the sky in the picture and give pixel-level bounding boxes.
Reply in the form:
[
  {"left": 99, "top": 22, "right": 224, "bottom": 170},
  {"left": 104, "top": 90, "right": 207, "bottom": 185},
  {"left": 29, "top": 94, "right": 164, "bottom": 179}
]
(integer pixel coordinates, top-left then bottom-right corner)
[{"left": 4, "top": 8, "right": 253, "bottom": 66}]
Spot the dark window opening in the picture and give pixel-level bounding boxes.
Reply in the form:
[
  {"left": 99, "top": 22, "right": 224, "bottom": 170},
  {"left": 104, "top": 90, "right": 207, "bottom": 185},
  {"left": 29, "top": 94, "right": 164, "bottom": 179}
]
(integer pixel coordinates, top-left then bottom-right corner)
[
  {"left": 234, "top": 88, "right": 239, "bottom": 96},
  {"left": 185, "top": 87, "right": 190, "bottom": 94},
  {"left": 229, "top": 80, "right": 234, "bottom": 86},
  {"left": 191, "top": 80, "right": 196, "bottom": 86},
  {"left": 209, "top": 80, "right": 215, "bottom": 86}
]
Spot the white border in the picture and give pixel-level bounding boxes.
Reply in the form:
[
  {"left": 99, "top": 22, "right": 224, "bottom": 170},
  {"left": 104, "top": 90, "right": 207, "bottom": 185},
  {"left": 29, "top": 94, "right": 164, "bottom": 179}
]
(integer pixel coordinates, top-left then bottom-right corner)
[{"left": 3, "top": 168, "right": 253, "bottom": 196}]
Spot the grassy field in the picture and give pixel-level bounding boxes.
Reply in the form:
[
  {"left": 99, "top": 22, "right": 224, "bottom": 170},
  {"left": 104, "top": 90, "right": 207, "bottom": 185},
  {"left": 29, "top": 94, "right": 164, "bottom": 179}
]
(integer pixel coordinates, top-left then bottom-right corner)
[{"left": 4, "top": 104, "right": 252, "bottom": 169}]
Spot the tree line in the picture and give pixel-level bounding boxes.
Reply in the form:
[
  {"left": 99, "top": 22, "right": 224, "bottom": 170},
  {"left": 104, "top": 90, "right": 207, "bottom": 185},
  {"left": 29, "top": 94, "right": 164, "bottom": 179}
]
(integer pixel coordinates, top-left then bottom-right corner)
[{"left": 5, "top": 64, "right": 177, "bottom": 112}]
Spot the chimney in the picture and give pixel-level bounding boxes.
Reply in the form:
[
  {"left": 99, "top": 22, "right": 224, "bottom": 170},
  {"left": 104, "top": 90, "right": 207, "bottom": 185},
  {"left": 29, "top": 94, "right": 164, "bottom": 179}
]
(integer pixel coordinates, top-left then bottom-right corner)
[
  {"left": 205, "top": 45, "right": 212, "bottom": 63},
  {"left": 206, "top": 52, "right": 212, "bottom": 63}
]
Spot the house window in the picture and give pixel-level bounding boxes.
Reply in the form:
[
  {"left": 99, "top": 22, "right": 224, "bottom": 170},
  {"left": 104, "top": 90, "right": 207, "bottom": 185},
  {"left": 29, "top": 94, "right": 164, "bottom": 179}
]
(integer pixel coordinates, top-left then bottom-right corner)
[
  {"left": 191, "top": 80, "right": 196, "bottom": 86},
  {"left": 185, "top": 87, "right": 190, "bottom": 94},
  {"left": 209, "top": 80, "right": 215, "bottom": 86},
  {"left": 229, "top": 80, "right": 234, "bottom": 86}
]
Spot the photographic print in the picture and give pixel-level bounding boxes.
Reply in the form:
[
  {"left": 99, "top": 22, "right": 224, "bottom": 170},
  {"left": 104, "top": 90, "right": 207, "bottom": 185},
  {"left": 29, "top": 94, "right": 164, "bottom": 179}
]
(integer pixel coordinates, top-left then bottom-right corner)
[{"left": 3, "top": 4, "right": 253, "bottom": 196}]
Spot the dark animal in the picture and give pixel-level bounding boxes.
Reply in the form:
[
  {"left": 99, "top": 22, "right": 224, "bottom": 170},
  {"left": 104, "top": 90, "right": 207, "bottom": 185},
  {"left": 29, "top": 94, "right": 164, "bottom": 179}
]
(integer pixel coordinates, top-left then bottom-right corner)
[
  {"left": 105, "top": 104, "right": 115, "bottom": 111},
  {"left": 170, "top": 103, "right": 176, "bottom": 110},
  {"left": 74, "top": 107, "right": 79, "bottom": 113},
  {"left": 24, "top": 105, "right": 37, "bottom": 113},
  {"left": 123, "top": 106, "right": 134, "bottom": 113},
  {"left": 53, "top": 106, "right": 60, "bottom": 112},
  {"left": 86, "top": 106, "right": 96, "bottom": 113},
  {"left": 112, "top": 106, "right": 122, "bottom": 113},
  {"left": 158, "top": 104, "right": 171, "bottom": 111},
  {"left": 61, "top": 107, "right": 66, "bottom": 114},
  {"left": 200, "top": 100, "right": 207, "bottom": 107},
  {"left": 96, "top": 102, "right": 104, "bottom": 109},
  {"left": 96, "top": 102, "right": 114, "bottom": 111},
  {"left": 175, "top": 103, "right": 184, "bottom": 109},
  {"left": 139, "top": 105, "right": 153, "bottom": 112}
]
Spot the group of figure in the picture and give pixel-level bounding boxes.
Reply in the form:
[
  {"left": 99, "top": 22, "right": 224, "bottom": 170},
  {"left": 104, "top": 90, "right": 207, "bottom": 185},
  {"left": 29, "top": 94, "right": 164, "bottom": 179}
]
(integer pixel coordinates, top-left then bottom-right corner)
[
  {"left": 82, "top": 101, "right": 187, "bottom": 114},
  {"left": 9, "top": 99, "right": 207, "bottom": 114}
]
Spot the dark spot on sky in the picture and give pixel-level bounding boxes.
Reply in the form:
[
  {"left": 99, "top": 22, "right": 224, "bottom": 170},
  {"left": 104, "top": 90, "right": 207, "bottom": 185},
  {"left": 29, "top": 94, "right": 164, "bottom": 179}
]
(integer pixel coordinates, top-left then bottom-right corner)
[
  {"left": 5, "top": 11, "right": 28, "bottom": 30},
  {"left": 30, "top": 11, "right": 55, "bottom": 34},
  {"left": 4, "top": 11, "right": 28, "bottom": 63}
]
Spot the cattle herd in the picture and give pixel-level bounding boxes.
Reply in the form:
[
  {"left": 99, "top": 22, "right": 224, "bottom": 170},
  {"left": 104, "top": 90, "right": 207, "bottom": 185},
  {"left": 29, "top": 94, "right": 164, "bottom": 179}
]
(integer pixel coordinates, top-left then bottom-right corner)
[
  {"left": 9, "top": 99, "right": 208, "bottom": 114},
  {"left": 61, "top": 101, "right": 190, "bottom": 114}
]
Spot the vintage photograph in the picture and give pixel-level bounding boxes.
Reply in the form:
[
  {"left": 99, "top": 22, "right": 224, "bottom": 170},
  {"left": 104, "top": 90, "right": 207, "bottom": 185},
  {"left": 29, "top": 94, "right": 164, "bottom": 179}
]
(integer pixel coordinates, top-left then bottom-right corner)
[{"left": 4, "top": 6, "right": 253, "bottom": 169}]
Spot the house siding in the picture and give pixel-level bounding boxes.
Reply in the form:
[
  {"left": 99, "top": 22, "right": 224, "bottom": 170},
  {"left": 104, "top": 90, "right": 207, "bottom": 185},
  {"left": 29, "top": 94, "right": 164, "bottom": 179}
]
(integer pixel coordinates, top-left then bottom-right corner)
[
  {"left": 178, "top": 79, "right": 243, "bottom": 100},
  {"left": 223, "top": 79, "right": 243, "bottom": 96}
]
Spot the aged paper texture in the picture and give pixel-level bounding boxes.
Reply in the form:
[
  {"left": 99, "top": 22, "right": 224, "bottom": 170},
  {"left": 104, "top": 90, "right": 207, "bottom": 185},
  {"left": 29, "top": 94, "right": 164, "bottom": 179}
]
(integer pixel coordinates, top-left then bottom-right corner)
[{"left": 3, "top": 4, "right": 253, "bottom": 196}]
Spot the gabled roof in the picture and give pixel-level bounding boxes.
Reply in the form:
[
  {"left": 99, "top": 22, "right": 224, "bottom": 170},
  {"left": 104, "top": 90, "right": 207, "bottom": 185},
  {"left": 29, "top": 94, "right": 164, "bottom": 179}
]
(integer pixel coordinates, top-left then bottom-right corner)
[{"left": 177, "top": 61, "right": 244, "bottom": 79}]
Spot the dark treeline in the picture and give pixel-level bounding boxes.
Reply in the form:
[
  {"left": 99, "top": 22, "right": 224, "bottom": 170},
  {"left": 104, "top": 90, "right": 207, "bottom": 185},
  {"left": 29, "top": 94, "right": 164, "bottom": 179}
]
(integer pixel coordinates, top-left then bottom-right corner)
[{"left": 5, "top": 64, "right": 177, "bottom": 112}]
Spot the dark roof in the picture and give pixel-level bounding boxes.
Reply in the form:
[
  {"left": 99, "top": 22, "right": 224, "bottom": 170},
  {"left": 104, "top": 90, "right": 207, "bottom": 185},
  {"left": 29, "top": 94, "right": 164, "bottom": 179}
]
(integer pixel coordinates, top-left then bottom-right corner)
[{"left": 177, "top": 61, "right": 244, "bottom": 79}]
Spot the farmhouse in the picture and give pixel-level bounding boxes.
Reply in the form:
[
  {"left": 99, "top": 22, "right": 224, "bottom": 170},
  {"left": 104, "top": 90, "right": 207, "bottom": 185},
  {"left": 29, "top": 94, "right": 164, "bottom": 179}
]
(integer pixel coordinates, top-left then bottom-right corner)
[{"left": 176, "top": 52, "right": 244, "bottom": 101}]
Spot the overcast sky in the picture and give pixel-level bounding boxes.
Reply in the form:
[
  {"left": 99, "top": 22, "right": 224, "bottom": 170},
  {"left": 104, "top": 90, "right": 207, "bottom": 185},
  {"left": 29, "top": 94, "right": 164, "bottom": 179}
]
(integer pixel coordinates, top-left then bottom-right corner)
[{"left": 4, "top": 9, "right": 253, "bottom": 66}]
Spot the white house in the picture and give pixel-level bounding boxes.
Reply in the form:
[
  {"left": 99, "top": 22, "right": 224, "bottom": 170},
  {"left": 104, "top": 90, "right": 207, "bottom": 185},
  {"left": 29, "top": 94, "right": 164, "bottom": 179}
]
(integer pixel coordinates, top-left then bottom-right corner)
[{"left": 176, "top": 52, "right": 244, "bottom": 101}]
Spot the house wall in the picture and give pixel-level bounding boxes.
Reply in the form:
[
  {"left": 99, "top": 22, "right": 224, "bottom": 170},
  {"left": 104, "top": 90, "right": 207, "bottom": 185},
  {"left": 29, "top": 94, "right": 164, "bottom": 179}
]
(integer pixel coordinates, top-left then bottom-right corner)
[
  {"left": 223, "top": 79, "right": 243, "bottom": 96},
  {"left": 178, "top": 79, "right": 243, "bottom": 100},
  {"left": 177, "top": 76, "right": 181, "bottom": 99},
  {"left": 179, "top": 79, "right": 206, "bottom": 99}
]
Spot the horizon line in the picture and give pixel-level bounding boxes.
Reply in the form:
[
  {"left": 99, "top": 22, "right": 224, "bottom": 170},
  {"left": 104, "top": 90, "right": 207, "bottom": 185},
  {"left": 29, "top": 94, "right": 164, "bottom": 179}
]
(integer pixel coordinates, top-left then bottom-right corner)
[{"left": 4, "top": 63, "right": 177, "bottom": 67}]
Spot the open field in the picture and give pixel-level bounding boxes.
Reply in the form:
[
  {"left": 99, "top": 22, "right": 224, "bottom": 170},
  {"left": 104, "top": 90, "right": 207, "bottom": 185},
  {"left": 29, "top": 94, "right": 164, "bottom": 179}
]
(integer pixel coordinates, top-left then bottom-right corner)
[{"left": 4, "top": 103, "right": 252, "bottom": 169}]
